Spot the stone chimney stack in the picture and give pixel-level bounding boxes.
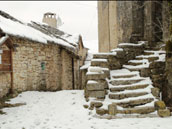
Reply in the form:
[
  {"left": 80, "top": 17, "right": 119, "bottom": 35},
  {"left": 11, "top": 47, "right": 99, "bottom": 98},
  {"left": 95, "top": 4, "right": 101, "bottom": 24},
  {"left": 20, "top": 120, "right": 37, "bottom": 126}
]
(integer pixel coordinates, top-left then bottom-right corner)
[{"left": 42, "top": 12, "right": 57, "bottom": 28}]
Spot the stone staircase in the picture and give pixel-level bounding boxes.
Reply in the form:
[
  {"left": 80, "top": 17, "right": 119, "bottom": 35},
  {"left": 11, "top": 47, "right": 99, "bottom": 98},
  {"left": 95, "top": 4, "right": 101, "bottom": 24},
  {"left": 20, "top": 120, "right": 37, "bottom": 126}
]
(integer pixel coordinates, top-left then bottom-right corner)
[{"left": 84, "top": 42, "right": 171, "bottom": 118}]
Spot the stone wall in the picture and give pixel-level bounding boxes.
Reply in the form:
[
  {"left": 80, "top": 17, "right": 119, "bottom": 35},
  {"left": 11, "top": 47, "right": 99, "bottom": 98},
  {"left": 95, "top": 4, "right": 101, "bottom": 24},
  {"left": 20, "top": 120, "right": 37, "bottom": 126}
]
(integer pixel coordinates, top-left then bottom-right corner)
[
  {"left": 163, "top": 52, "right": 172, "bottom": 107},
  {"left": 98, "top": 1, "right": 110, "bottom": 52},
  {"left": 9, "top": 36, "right": 77, "bottom": 93},
  {"left": 0, "top": 72, "right": 11, "bottom": 98},
  {"left": 98, "top": 1, "right": 166, "bottom": 53}
]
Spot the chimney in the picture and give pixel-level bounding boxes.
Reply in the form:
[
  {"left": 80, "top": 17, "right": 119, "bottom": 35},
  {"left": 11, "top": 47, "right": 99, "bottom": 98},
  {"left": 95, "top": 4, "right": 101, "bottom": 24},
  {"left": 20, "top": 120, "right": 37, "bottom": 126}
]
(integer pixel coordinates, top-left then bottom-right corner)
[{"left": 42, "top": 12, "right": 57, "bottom": 28}]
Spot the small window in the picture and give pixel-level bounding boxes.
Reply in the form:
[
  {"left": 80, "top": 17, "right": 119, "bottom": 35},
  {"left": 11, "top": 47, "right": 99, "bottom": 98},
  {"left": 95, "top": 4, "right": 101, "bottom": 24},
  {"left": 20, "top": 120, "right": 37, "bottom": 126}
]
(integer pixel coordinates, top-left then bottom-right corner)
[{"left": 41, "top": 62, "right": 45, "bottom": 70}]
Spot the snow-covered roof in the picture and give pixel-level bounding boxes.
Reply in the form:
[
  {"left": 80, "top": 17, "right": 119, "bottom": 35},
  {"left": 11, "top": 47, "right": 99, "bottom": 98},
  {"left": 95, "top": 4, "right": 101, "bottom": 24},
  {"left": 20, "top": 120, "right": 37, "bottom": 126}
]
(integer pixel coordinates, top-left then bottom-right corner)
[{"left": 0, "top": 10, "right": 81, "bottom": 55}]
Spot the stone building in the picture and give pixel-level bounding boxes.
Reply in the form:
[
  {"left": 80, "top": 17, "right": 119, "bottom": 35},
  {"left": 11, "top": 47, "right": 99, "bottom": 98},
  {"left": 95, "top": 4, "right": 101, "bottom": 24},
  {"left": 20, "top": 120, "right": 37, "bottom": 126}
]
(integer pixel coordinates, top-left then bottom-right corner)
[
  {"left": 0, "top": 10, "right": 88, "bottom": 98},
  {"left": 98, "top": 1, "right": 169, "bottom": 52}
]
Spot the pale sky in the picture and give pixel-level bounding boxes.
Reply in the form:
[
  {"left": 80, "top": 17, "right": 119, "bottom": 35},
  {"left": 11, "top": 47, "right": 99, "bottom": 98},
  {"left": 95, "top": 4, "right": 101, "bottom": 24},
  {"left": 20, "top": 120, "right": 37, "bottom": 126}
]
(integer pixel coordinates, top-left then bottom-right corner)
[{"left": 0, "top": 1, "right": 98, "bottom": 41}]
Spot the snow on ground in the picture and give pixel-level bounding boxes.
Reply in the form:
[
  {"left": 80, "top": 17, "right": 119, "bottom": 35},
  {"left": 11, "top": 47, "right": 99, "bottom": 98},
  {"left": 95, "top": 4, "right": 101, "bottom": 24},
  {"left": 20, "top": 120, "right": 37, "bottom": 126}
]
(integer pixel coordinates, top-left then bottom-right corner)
[{"left": 0, "top": 90, "right": 172, "bottom": 129}]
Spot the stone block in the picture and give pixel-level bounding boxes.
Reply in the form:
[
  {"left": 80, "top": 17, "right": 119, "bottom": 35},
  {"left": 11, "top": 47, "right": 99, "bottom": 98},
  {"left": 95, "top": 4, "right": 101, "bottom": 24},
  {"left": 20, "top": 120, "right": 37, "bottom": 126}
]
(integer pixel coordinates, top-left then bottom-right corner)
[
  {"left": 90, "top": 101, "right": 103, "bottom": 108},
  {"left": 96, "top": 108, "right": 107, "bottom": 116},
  {"left": 154, "top": 101, "right": 166, "bottom": 110},
  {"left": 149, "top": 62, "right": 165, "bottom": 69},
  {"left": 87, "top": 90, "right": 105, "bottom": 99},
  {"left": 158, "top": 109, "right": 171, "bottom": 117},
  {"left": 86, "top": 82, "right": 104, "bottom": 91},
  {"left": 86, "top": 73, "right": 107, "bottom": 80},
  {"left": 140, "top": 68, "right": 151, "bottom": 77},
  {"left": 108, "top": 103, "right": 117, "bottom": 115},
  {"left": 151, "top": 88, "right": 160, "bottom": 98}
]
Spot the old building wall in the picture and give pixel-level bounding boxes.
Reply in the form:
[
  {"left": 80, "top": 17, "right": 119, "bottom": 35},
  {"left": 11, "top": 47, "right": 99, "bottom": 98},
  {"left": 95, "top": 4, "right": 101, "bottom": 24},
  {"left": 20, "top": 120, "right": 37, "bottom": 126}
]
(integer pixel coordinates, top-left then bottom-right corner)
[
  {"left": 11, "top": 37, "right": 64, "bottom": 92},
  {"left": 98, "top": 1, "right": 110, "bottom": 52},
  {"left": 116, "top": 1, "right": 133, "bottom": 43},
  {"left": 98, "top": 1, "right": 165, "bottom": 52},
  {"left": 61, "top": 50, "right": 73, "bottom": 90},
  {"left": 0, "top": 72, "right": 11, "bottom": 98},
  {"left": 109, "top": 1, "right": 118, "bottom": 49},
  {"left": 0, "top": 44, "right": 12, "bottom": 98}
]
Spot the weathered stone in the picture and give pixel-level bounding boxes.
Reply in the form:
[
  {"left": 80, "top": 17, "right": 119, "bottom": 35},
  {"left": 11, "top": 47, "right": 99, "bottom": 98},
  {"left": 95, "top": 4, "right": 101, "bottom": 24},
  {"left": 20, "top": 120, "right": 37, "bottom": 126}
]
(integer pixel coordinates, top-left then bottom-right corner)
[
  {"left": 109, "top": 92, "right": 148, "bottom": 100},
  {"left": 140, "top": 68, "right": 151, "bottom": 77},
  {"left": 86, "top": 73, "right": 107, "bottom": 80},
  {"left": 90, "top": 102, "right": 103, "bottom": 108},
  {"left": 83, "top": 105, "right": 89, "bottom": 109},
  {"left": 108, "top": 104, "right": 117, "bottom": 115},
  {"left": 110, "top": 84, "right": 149, "bottom": 92},
  {"left": 154, "top": 101, "right": 166, "bottom": 110},
  {"left": 127, "top": 62, "right": 143, "bottom": 66},
  {"left": 91, "top": 60, "right": 109, "bottom": 68},
  {"left": 87, "top": 90, "right": 105, "bottom": 99},
  {"left": 151, "top": 68, "right": 164, "bottom": 75},
  {"left": 116, "top": 98, "right": 154, "bottom": 108},
  {"left": 151, "top": 88, "right": 160, "bottom": 98},
  {"left": 96, "top": 108, "right": 107, "bottom": 116},
  {"left": 93, "top": 54, "right": 109, "bottom": 59},
  {"left": 110, "top": 79, "right": 144, "bottom": 85},
  {"left": 118, "top": 106, "right": 155, "bottom": 114},
  {"left": 112, "top": 74, "right": 137, "bottom": 79},
  {"left": 86, "top": 82, "right": 104, "bottom": 91},
  {"left": 149, "top": 62, "right": 165, "bottom": 69},
  {"left": 158, "top": 109, "right": 171, "bottom": 117}
]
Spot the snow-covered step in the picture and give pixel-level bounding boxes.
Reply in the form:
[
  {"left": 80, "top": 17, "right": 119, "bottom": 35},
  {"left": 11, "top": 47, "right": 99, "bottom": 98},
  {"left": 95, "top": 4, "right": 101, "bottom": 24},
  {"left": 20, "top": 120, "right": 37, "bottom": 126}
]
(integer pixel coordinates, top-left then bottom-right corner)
[
  {"left": 112, "top": 74, "right": 137, "bottom": 79},
  {"left": 123, "top": 64, "right": 149, "bottom": 72},
  {"left": 109, "top": 92, "right": 148, "bottom": 100},
  {"left": 110, "top": 78, "right": 144, "bottom": 85},
  {"left": 136, "top": 55, "right": 159, "bottom": 62},
  {"left": 110, "top": 84, "right": 149, "bottom": 92},
  {"left": 91, "top": 59, "right": 109, "bottom": 68},
  {"left": 115, "top": 98, "right": 154, "bottom": 108},
  {"left": 143, "top": 51, "right": 155, "bottom": 55},
  {"left": 93, "top": 53, "right": 116, "bottom": 59},
  {"left": 118, "top": 106, "right": 155, "bottom": 114},
  {"left": 127, "top": 62, "right": 143, "bottom": 66}
]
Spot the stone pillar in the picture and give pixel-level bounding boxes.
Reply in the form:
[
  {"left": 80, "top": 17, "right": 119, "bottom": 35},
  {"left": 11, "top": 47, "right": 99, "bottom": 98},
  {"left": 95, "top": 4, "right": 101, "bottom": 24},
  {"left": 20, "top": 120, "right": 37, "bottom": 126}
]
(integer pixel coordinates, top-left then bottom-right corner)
[{"left": 98, "top": 1, "right": 110, "bottom": 52}]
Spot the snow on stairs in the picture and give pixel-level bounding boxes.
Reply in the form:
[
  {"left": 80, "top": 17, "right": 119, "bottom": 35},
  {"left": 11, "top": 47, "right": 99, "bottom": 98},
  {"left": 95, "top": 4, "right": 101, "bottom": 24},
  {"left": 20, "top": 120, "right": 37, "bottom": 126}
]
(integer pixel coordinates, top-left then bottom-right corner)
[
  {"left": 105, "top": 69, "right": 157, "bottom": 116},
  {"left": 85, "top": 49, "right": 170, "bottom": 118},
  {"left": 85, "top": 53, "right": 111, "bottom": 99}
]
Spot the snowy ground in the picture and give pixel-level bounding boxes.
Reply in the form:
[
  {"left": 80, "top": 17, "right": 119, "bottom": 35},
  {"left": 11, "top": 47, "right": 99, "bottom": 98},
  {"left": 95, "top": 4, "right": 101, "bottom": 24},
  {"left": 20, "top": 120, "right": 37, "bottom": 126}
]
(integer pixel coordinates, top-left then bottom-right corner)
[{"left": 0, "top": 90, "right": 172, "bottom": 129}]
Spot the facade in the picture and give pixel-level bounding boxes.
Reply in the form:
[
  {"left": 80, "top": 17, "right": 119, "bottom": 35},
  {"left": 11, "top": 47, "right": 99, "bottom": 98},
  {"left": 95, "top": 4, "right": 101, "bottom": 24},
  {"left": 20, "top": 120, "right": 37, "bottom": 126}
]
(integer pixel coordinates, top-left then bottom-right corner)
[
  {"left": 0, "top": 10, "right": 88, "bottom": 98},
  {"left": 98, "top": 1, "right": 169, "bottom": 52}
]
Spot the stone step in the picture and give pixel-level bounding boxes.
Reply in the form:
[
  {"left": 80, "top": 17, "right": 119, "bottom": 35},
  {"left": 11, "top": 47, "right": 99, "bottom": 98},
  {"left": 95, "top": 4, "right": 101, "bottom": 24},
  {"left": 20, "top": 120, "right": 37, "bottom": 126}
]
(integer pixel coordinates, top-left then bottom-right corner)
[
  {"left": 91, "top": 59, "right": 109, "bottom": 68},
  {"left": 124, "top": 67, "right": 146, "bottom": 72},
  {"left": 109, "top": 92, "right": 148, "bottom": 100},
  {"left": 112, "top": 74, "right": 137, "bottom": 79},
  {"left": 136, "top": 56, "right": 159, "bottom": 62},
  {"left": 86, "top": 80, "right": 108, "bottom": 90},
  {"left": 85, "top": 90, "right": 105, "bottom": 99},
  {"left": 93, "top": 54, "right": 109, "bottom": 59},
  {"left": 143, "top": 51, "right": 155, "bottom": 55},
  {"left": 115, "top": 98, "right": 154, "bottom": 108},
  {"left": 110, "top": 84, "right": 149, "bottom": 92},
  {"left": 127, "top": 62, "right": 143, "bottom": 66},
  {"left": 110, "top": 79, "right": 144, "bottom": 85},
  {"left": 117, "top": 106, "right": 155, "bottom": 114}
]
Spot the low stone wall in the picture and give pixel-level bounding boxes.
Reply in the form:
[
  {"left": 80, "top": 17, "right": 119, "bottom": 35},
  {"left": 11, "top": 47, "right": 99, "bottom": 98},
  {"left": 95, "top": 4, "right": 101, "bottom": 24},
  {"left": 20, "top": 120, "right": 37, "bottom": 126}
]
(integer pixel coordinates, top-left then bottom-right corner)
[
  {"left": 163, "top": 52, "right": 172, "bottom": 107},
  {"left": 0, "top": 72, "right": 11, "bottom": 98},
  {"left": 108, "top": 42, "right": 145, "bottom": 70}
]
